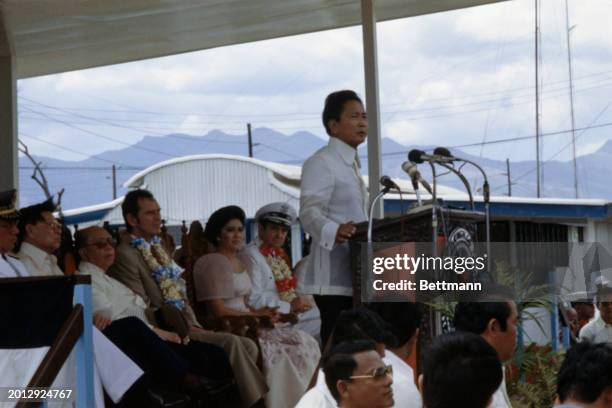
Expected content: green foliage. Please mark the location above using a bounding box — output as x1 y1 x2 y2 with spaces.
506 344 565 408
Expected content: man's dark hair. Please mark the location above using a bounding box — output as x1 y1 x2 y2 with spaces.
322 90 363 136
203 205 246 246
557 341 612 403
422 331 502 408
329 307 396 350
17 198 57 247
454 283 514 334
322 340 377 403
368 301 422 347
121 189 155 232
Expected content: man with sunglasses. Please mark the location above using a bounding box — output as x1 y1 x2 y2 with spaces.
75 225 239 407
323 340 394 408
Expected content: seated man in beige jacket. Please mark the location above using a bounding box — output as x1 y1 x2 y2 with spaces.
108 189 267 408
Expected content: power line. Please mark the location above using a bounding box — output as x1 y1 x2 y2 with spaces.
18 132 138 167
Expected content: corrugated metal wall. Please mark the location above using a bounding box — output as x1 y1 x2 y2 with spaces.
103 157 299 225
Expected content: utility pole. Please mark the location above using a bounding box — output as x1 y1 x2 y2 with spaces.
112 165 117 199
535 0 542 198
506 158 512 197
565 0 579 198
247 123 253 158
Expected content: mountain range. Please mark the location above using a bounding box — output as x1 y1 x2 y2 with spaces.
18 128 612 210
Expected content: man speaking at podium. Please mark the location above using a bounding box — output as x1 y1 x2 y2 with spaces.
300 90 369 346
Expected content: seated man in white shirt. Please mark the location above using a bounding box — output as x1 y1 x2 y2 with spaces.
323 340 394 408
239 202 321 339
453 285 518 408
579 286 612 344
419 332 502 408
368 302 422 407
74 226 239 406
555 341 612 408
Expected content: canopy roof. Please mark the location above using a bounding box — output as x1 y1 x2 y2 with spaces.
3 0 507 79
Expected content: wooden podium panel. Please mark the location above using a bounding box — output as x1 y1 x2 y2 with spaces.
349 205 484 305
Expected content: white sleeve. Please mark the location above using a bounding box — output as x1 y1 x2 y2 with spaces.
578 323 595 342
300 155 339 250
242 252 280 309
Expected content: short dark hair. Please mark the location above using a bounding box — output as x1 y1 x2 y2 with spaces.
204 205 246 246
557 341 612 403
322 90 363 136
121 189 155 232
422 332 502 408
454 284 514 334
323 340 377 403
17 198 57 246
368 301 422 347
330 307 397 349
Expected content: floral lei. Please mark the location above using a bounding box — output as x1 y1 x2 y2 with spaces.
131 235 186 309
260 246 297 303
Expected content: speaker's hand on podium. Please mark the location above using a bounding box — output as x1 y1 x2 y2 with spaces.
336 222 357 244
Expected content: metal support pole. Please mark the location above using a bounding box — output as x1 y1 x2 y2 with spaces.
565 0 579 199
360 0 383 219
73 282 95 408
247 123 253 158
0 16 18 192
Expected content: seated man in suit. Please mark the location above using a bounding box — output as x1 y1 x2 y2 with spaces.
109 189 267 408
75 225 238 406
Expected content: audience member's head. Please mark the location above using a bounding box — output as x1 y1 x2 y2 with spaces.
557 341 612 407
329 307 396 356
255 202 296 249
0 189 20 254
203 205 245 248
323 340 394 408
596 286 612 326
75 226 117 271
322 90 367 148
17 198 61 254
573 301 595 328
561 305 580 335
453 284 518 362
121 189 161 238
419 331 502 408
368 301 422 355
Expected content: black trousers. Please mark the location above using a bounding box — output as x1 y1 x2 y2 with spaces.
313 295 353 348
102 317 189 388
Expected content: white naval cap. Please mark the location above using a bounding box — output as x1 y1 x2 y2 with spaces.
255 202 297 227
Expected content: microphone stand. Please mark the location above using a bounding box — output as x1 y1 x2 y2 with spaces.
428 162 438 260
368 187 390 243
460 159 491 273
436 162 475 211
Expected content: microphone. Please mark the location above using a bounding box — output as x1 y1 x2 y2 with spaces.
408 149 454 164
379 175 399 192
401 161 433 194
433 147 460 162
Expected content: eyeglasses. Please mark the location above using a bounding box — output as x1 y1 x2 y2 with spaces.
349 365 393 380
40 220 62 230
84 238 117 249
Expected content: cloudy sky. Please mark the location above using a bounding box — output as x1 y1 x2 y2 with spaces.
17 0 612 169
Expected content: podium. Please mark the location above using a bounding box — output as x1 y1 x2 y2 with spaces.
349 204 485 305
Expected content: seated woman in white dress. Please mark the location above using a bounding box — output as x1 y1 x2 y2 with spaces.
193 205 321 408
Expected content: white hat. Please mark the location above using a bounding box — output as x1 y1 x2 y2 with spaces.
255 202 297 227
